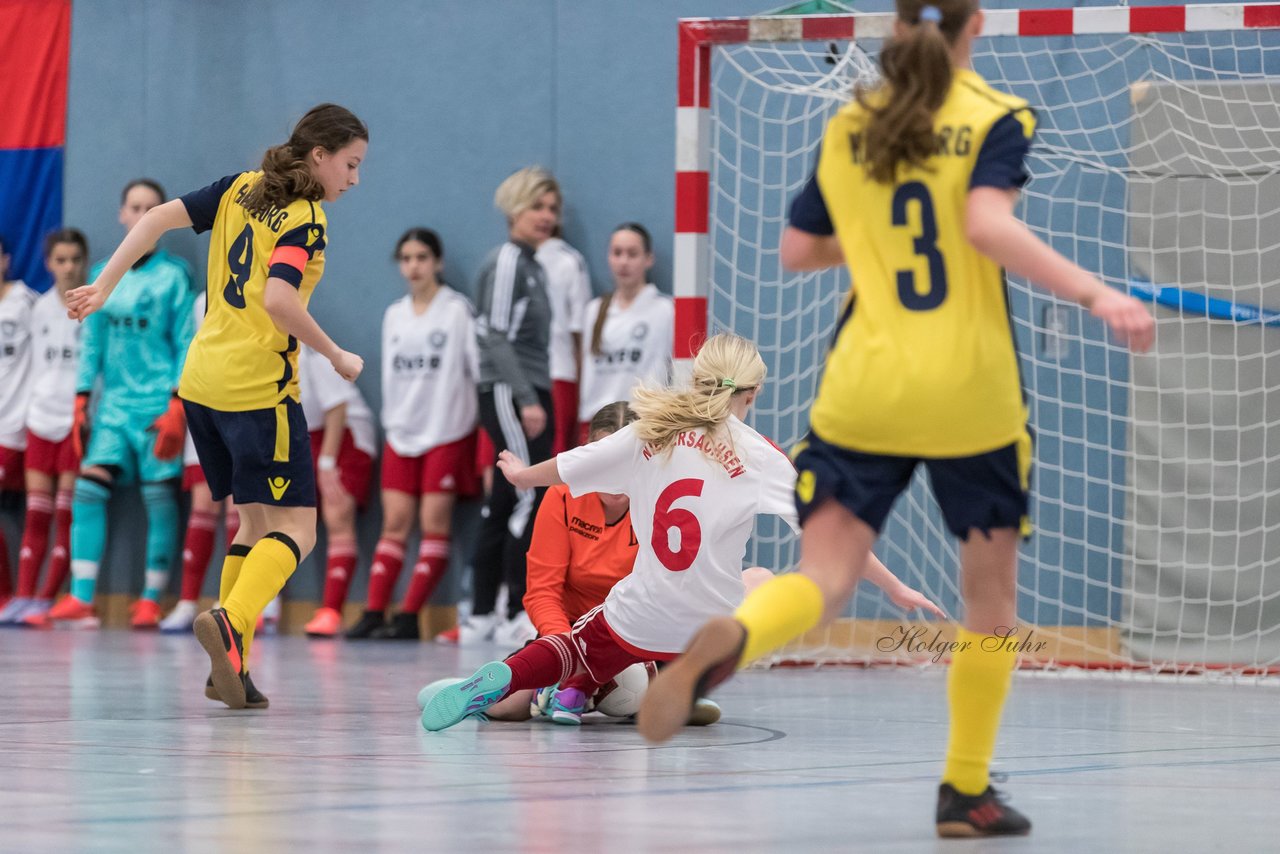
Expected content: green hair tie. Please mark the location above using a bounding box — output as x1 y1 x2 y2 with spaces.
720 378 737 389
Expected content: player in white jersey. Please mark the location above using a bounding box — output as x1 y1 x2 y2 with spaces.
159 291 242 633
536 226 592 456
297 341 376 636
578 223 673 440
345 228 481 640
420 334 943 731
0 231 85 625
0 233 36 610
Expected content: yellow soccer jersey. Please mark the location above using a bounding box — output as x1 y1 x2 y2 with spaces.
177 171 327 411
790 69 1036 457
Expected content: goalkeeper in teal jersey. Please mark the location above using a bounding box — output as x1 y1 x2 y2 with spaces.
47 180 196 629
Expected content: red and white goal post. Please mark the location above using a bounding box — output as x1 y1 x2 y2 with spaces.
673 4 1280 676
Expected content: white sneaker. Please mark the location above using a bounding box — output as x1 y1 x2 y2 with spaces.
0 597 35 625
493 611 537 647
20 599 52 624
457 612 501 646
159 599 199 633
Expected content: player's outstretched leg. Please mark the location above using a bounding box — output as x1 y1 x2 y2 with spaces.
420 662 512 731
636 617 745 743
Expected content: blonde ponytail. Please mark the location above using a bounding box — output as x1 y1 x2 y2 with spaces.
631 333 766 454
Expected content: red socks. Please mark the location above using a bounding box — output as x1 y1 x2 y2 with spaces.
16 492 53 597
322 536 358 611
365 538 405 612
400 535 450 613
180 509 218 601
505 635 577 692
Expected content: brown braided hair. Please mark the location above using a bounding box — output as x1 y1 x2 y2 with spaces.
240 104 368 216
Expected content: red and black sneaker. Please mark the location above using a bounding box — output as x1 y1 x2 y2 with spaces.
193 608 247 709
636 616 746 744
205 672 269 710
936 783 1032 838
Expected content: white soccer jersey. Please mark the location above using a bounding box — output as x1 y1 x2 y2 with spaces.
299 344 377 456
0 281 37 450
381 288 479 457
26 288 82 442
536 237 593 383
577 284 674 422
557 417 799 654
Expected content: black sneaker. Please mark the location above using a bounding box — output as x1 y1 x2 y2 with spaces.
636 617 745 744
193 608 246 709
205 671 270 709
371 612 420 640
345 609 386 639
935 783 1032 837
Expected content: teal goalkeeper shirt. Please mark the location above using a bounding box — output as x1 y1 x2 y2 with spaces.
79 251 196 429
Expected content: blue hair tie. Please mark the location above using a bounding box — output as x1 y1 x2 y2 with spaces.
920 5 943 23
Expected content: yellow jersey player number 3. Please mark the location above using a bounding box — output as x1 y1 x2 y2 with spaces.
640 0 1154 842
65 103 368 713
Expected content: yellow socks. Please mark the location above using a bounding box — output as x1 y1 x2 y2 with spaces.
218 544 251 605
733 572 825 666
223 534 300 660
942 628 1019 795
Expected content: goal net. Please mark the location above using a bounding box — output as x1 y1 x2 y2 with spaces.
675 5 1280 675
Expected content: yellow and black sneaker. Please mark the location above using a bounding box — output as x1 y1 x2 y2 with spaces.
193 608 246 709
935 783 1032 838
205 672 270 710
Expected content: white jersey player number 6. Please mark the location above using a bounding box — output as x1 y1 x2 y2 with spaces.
653 478 705 572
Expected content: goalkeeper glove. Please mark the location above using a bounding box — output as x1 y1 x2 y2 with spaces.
151 395 186 461
72 392 90 460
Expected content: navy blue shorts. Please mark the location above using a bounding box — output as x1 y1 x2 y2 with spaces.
182 397 317 507
792 429 1032 540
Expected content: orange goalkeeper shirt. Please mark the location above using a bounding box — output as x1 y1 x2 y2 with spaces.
523 484 638 636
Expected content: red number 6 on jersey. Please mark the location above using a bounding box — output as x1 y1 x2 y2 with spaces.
652 478 704 572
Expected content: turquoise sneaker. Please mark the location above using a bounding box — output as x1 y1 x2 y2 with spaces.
549 686 589 726
420 662 512 731
529 683 558 718
417 678 465 710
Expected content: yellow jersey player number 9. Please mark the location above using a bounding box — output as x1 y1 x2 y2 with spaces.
65 103 368 712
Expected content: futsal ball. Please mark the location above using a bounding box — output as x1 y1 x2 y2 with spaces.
591 662 657 717
417 677 464 710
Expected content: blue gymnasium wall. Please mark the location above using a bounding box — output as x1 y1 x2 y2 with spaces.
48 0 1238 610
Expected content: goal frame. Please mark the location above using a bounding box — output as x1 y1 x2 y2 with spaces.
672 3 1280 673
672 2 1280 373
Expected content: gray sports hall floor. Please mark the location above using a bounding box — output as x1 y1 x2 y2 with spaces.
2 631 1275 853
